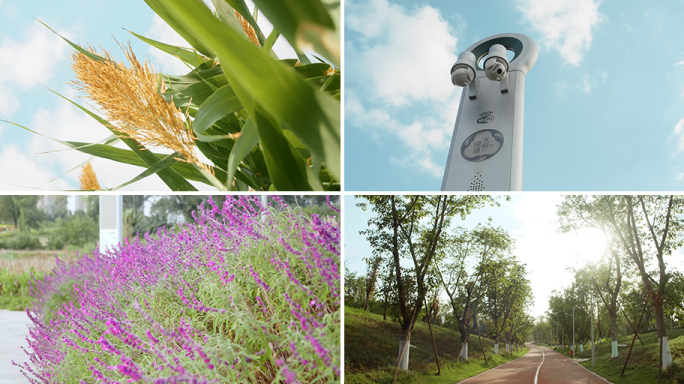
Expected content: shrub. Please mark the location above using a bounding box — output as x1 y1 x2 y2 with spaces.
0 234 43 250
16 196 340 383
0 268 44 311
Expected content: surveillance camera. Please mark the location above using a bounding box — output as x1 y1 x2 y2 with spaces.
451 51 477 87
484 44 509 82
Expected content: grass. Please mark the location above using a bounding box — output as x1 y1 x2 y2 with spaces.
0 249 86 311
345 306 530 384
548 328 684 383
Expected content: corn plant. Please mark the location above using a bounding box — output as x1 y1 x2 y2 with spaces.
15 195 341 383
7 0 340 191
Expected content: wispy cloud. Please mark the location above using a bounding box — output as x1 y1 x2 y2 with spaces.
0 22 69 117
517 0 605 66
674 118 684 154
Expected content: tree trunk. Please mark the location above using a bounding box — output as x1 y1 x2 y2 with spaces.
397 328 411 371
654 298 672 372
610 310 618 358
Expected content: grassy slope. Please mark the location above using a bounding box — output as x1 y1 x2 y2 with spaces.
345 306 530 384
552 328 684 383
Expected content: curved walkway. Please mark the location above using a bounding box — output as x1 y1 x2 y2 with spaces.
457 344 611 384
0 310 31 384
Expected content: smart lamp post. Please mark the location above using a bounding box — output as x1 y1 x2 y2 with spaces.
442 33 537 191
99 195 123 253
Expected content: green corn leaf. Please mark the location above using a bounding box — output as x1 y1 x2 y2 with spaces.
253 106 312 191
152 0 340 183
109 153 182 191
193 85 241 135
35 19 106 62
63 142 211 185
144 0 216 58
251 0 339 67
226 117 258 190
221 0 267 46
127 29 203 66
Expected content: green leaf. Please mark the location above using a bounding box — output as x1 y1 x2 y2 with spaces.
226 117 258 190
127 29 203 66
193 85 241 135
221 0 267 46
144 0 216 58
253 106 312 191
35 18 106 62
63 142 210 185
110 153 182 191
153 0 340 183
211 0 251 42
251 0 339 67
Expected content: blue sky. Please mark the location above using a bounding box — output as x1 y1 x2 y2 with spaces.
0 0 295 191
344 0 684 191
344 194 684 318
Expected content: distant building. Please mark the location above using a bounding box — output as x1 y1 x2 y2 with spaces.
74 196 86 213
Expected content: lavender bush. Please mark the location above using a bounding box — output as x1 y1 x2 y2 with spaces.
15 196 340 383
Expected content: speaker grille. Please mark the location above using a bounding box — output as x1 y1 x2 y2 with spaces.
467 172 485 191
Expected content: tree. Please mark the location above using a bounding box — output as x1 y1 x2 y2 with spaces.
358 195 495 373
0 196 20 228
558 196 625 358
600 196 683 380
435 224 514 360
363 255 383 311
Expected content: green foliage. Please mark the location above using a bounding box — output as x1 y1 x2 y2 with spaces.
0 268 44 311
0 196 44 232
0 234 43 250
43 213 98 250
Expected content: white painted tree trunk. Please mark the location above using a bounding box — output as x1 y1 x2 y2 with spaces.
398 338 410 371
461 342 468 360
494 343 499 354
611 341 618 358
662 336 673 369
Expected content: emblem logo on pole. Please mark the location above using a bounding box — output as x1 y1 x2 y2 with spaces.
476 111 494 124
461 129 504 162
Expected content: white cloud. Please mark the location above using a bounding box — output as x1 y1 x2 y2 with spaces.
346 0 458 106
0 22 69 117
345 0 461 177
517 0 604 66
0 144 72 190
678 173 684 181
674 118 684 154
676 60 684 67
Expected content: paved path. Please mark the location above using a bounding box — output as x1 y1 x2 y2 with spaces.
458 344 611 384
0 310 31 384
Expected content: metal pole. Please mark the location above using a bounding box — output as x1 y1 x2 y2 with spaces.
573 308 575 358
591 304 595 366
99 195 123 253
